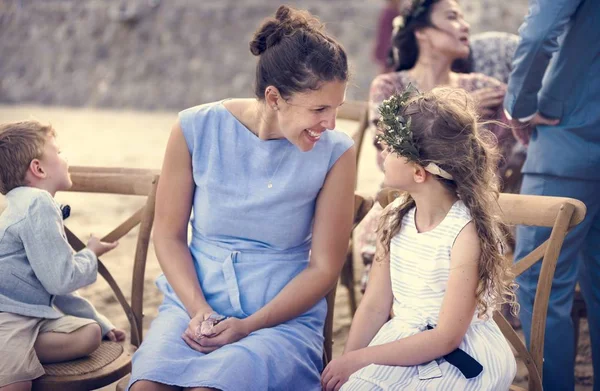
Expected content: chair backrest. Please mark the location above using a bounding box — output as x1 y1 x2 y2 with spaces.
62 166 159 347
323 193 374 365
336 100 370 168
493 193 585 390
376 188 586 391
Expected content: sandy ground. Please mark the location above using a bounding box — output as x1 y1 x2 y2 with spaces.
0 105 593 389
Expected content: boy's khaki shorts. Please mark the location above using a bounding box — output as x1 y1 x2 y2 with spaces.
0 312 96 387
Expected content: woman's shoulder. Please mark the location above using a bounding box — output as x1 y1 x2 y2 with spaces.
370 71 411 93
457 72 504 91
177 101 232 152
323 129 353 146
369 72 413 112
470 31 520 55
317 130 354 170
179 100 228 123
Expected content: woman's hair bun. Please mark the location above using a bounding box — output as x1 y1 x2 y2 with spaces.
249 5 321 56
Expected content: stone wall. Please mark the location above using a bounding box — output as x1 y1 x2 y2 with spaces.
0 0 528 110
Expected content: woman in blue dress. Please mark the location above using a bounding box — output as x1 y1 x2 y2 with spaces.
128 5 356 391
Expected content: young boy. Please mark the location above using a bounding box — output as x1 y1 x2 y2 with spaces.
0 121 124 391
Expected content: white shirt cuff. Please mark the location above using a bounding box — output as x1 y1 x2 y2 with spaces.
504 109 535 123
517 112 536 123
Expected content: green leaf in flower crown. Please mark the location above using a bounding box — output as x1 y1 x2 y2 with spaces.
375 85 421 163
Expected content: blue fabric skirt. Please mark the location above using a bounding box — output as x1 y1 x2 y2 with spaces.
128 239 326 390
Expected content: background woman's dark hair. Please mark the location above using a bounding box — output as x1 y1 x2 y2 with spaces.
388 0 472 73
249 5 348 100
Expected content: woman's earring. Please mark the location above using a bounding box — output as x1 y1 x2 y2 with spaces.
273 106 278 111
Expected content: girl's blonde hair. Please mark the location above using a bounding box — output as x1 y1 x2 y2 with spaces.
376 87 517 317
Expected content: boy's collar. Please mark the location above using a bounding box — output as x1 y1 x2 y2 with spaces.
6 186 60 208
6 186 70 219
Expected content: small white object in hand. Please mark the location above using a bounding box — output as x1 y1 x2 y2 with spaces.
195 313 227 339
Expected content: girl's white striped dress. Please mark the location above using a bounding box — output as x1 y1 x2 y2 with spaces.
342 200 516 390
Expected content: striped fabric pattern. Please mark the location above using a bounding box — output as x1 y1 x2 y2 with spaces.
342 200 516 390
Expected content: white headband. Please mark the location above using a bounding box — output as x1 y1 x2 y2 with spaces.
424 163 454 180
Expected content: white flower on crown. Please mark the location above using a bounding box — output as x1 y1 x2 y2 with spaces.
392 15 405 30
392 15 405 38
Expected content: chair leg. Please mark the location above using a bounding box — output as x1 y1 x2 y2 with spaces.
347 275 357 317
572 310 580 359
340 251 357 316
571 286 586 359
324 288 337 366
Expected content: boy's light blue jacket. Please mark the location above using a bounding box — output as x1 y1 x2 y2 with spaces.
0 186 113 335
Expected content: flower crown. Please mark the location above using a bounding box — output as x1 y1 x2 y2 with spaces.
376 85 454 181
392 0 433 36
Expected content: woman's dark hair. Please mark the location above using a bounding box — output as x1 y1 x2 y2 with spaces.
249 5 348 100
389 0 473 73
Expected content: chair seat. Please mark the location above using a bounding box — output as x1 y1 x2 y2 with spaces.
33 342 136 391
43 341 123 376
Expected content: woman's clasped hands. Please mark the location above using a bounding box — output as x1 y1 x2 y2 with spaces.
182 310 251 353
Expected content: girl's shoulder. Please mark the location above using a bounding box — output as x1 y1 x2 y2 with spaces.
450 200 473 223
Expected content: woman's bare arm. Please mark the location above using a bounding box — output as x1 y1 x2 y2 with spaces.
154 122 212 318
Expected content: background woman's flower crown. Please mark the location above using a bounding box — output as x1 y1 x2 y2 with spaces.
392 0 433 36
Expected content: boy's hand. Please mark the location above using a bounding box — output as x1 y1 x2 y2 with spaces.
105 328 126 342
86 235 119 257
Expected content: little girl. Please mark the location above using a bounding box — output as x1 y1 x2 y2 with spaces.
322 87 517 390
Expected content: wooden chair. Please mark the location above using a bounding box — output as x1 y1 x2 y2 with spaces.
336 100 371 316
337 100 370 167
377 188 586 391
33 166 159 391
500 146 587 359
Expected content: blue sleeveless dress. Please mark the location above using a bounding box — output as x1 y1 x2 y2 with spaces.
128 101 353 390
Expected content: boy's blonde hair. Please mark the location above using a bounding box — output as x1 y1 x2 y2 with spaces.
0 121 56 195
